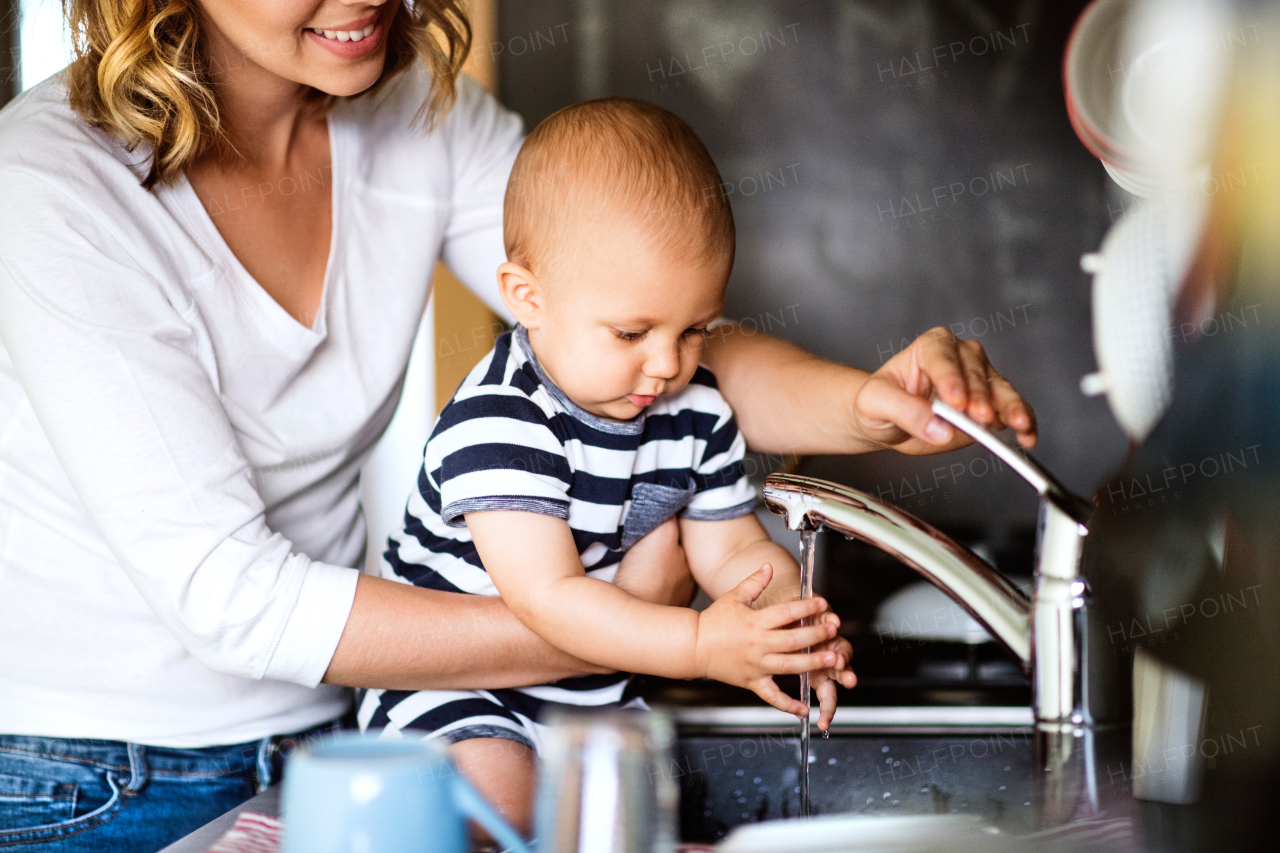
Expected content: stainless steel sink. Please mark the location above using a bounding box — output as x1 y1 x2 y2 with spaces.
655 699 1137 847
661 704 1045 843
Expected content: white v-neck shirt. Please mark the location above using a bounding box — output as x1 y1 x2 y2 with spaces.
0 65 521 746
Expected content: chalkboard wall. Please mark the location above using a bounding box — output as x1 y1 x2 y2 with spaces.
497 0 1128 528
0 0 17 109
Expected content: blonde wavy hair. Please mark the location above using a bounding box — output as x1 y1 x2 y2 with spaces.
63 0 471 188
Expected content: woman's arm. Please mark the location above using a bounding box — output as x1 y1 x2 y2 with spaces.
702 324 1037 455
324 514 695 689
324 576 607 689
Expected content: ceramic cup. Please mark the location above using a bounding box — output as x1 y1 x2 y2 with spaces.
281 733 529 853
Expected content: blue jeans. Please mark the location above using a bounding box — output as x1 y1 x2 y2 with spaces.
0 720 343 852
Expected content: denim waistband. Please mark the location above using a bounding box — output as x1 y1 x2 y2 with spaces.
0 718 344 793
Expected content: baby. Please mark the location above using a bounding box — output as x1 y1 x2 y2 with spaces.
359 98 855 833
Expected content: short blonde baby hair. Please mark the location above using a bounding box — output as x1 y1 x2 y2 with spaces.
503 98 735 278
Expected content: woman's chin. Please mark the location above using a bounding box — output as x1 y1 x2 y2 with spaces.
309 69 386 98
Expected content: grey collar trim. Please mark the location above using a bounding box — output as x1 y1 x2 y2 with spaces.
513 325 646 436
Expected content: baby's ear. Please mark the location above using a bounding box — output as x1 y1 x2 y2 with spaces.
496 261 543 328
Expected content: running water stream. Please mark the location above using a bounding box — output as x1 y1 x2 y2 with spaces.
797 528 817 816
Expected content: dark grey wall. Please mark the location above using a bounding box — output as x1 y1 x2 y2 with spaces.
0 0 17 109
497 0 1129 528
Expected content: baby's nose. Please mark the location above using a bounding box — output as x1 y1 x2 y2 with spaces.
644 342 682 378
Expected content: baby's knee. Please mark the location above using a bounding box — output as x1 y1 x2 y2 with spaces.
449 737 537 837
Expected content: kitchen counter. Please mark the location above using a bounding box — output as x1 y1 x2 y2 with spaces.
158 715 1279 852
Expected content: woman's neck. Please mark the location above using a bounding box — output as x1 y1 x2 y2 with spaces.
201 14 327 170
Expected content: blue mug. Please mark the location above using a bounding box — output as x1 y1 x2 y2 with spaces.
281 733 530 853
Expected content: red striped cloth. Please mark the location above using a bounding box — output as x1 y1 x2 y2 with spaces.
207 812 282 853
203 816 729 852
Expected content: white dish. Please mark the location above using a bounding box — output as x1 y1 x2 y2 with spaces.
717 813 1008 853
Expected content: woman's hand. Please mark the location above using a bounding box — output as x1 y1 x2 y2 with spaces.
703 325 1037 456
852 327 1037 454
612 517 695 607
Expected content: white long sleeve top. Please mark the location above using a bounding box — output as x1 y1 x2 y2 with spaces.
0 66 520 747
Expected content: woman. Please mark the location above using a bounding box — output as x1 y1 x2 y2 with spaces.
0 0 1035 849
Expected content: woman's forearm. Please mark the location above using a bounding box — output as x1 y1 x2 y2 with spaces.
704 324 1038 456
702 328 876 455
322 574 610 690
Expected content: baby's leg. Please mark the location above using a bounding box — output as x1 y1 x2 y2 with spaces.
450 737 537 840
358 688 539 840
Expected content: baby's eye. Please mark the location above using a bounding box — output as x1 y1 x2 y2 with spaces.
683 327 712 338
612 328 647 342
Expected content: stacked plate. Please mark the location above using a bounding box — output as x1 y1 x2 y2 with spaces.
1064 0 1229 196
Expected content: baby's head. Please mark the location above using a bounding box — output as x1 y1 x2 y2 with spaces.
498 98 734 421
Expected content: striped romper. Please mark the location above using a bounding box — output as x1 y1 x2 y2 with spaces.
356 325 756 751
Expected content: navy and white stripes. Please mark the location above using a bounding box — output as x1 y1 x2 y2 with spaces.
384 324 755 599
359 325 754 741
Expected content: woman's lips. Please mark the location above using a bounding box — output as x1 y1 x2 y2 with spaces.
305 17 383 59
627 394 657 408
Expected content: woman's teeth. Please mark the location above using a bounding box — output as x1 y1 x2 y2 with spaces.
312 24 376 42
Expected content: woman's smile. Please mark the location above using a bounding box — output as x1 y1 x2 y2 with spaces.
305 12 383 58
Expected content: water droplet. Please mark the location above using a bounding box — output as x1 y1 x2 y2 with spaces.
1024 802 1031 806
866 797 874 805
733 790 742 797
983 827 1000 835
822 730 830 740
881 746 890 753
892 800 900 806
885 758 893 764
921 787 929 793
738 797 747 805
999 785 1006 791
893 761 900 767
741 812 749 819
735 769 745 777
827 757 837 765
1004 766 1011 771
883 792 891 799
753 777 762 784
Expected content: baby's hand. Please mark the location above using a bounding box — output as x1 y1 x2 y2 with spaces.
808 614 856 731
694 564 841 717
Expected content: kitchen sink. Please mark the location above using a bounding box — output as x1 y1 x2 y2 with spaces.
660 703 1040 844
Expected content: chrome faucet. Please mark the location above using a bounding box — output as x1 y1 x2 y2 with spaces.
763 400 1094 734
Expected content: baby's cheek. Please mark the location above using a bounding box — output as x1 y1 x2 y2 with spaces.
681 341 706 376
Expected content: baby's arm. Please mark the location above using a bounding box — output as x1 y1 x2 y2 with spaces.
679 513 801 606
465 510 839 715
681 513 858 728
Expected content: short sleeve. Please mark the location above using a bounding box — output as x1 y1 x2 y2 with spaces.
681 369 757 521
430 389 573 526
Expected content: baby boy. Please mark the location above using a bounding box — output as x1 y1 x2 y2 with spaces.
358 98 855 833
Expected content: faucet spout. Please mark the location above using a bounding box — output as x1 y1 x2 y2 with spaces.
762 475 1032 670
765 460 1093 732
